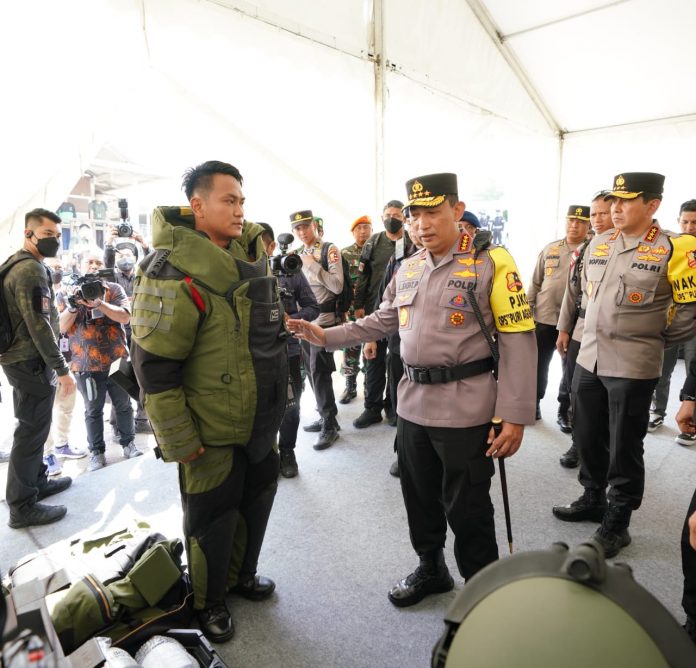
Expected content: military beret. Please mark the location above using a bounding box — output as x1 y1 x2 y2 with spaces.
351 215 372 231
460 211 480 229
290 210 313 228
404 173 458 209
566 205 590 221
607 172 665 200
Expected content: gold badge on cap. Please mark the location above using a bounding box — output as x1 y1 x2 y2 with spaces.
295 213 302 221
575 207 583 216
411 181 423 194
615 175 625 188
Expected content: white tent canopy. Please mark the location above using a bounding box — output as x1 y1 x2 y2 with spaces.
2 0 695 274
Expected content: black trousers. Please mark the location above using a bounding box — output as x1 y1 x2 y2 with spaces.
563 338 581 399
3 359 56 511
302 341 338 421
387 347 403 417
683 487 696 619
364 338 389 411
397 418 498 580
180 447 279 609
535 322 569 408
572 364 657 510
278 354 302 451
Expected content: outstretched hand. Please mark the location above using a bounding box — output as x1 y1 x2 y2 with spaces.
287 318 327 347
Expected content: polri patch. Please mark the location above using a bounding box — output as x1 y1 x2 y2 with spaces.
506 272 523 293
449 311 465 327
449 294 467 307
328 247 339 264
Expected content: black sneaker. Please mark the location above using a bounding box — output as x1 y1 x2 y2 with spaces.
388 565 454 607
8 502 67 529
647 414 664 432
232 575 275 601
280 450 298 478
556 410 572 434
591 525 631 558
303 418 323 433
36 476 72 501
353 409 383 429
314 421 339 450
552 489 606 522
198 603 235 643
559 445 579 468
389 459 400 477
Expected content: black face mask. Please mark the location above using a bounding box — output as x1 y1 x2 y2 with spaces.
33 235 60 258
117 259 135 272
51 271 63 285
384 217 403 234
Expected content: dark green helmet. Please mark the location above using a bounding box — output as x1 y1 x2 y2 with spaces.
433 543 696 668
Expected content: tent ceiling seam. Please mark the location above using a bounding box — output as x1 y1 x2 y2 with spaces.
566 111 696 135
464 0 563 137
201 0 368 63
501 0 632 40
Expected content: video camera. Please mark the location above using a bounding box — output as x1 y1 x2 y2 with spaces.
269 232 302 277
67 269 115 307
117 198 133 237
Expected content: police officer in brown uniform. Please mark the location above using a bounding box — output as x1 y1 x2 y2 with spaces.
556 194 615 468
528 205 590 428
293 210 344 449
553 172 696 558
289 173 537 606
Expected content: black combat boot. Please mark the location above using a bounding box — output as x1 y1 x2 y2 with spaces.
36 476 73 501
353 408 383 429
8 502 67 529
198 602 235 643
279 449 298 478
557 405 572 434
314 417 339 450
388 549 454 607
552 488 606 522
232 575 276 601
591 505 632 558
338 376 357 404
303 417 324 432
559 444 579 468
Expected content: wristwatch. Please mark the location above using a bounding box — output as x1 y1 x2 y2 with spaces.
679 390 696 402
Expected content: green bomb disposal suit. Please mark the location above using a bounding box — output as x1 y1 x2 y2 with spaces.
130 206 288 610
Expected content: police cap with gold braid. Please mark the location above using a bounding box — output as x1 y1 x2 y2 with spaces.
566 205 590 221
606 172 665 200
404 173 458 209
290 210 313 228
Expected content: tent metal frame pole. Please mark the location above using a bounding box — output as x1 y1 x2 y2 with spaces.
371 0 385 211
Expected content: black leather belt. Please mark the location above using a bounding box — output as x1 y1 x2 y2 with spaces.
403 357 495 384
319 299 336 313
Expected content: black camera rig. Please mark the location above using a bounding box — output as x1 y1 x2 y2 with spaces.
67 269 115 307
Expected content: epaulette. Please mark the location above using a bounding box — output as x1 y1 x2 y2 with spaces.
141 249 185 280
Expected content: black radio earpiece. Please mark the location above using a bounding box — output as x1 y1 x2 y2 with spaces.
25 230 33 238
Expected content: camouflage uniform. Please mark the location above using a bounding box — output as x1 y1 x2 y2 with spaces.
340 242 363 379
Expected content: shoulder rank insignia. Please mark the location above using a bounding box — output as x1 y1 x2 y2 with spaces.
644 225 659 243
610 230 620 241
457 234 471 253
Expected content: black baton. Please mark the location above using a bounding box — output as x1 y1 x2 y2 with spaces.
492 416 513 554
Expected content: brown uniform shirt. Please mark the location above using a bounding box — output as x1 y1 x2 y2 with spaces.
577 223 696 379
528 238 581 327
558 240 590 343
324 233 537 427
299 241 344 327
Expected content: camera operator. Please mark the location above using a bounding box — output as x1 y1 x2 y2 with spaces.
258 224 319 478
104 225 150 267
59 250 141 471
102 238 152 434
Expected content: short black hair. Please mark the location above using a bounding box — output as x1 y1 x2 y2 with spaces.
680 199 696 215
182 160 244 200
639 192 663 203
383 200 404 211
257 222 274 243
445 195 459 207
25 208 61 229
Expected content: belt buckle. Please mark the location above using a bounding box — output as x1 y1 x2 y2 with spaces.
414 367 429 383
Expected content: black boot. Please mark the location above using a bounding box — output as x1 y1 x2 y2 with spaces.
684 616 696 644
353 408 383 429
8 502 67 529
232 575 276 601
198 603 235 643
388 549 454 608
389 459 400 477
303 417 323 432
552 488 606 522
535 402 542 420
279 449 298 478
338 376 357 404
557 406 572 434
591 505 632 558
36 476 73 501
314 417 339 450
559 445 579 468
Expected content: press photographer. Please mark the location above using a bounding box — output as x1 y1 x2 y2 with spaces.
258 224 318 478
59 250 141 471
104 198 150 266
